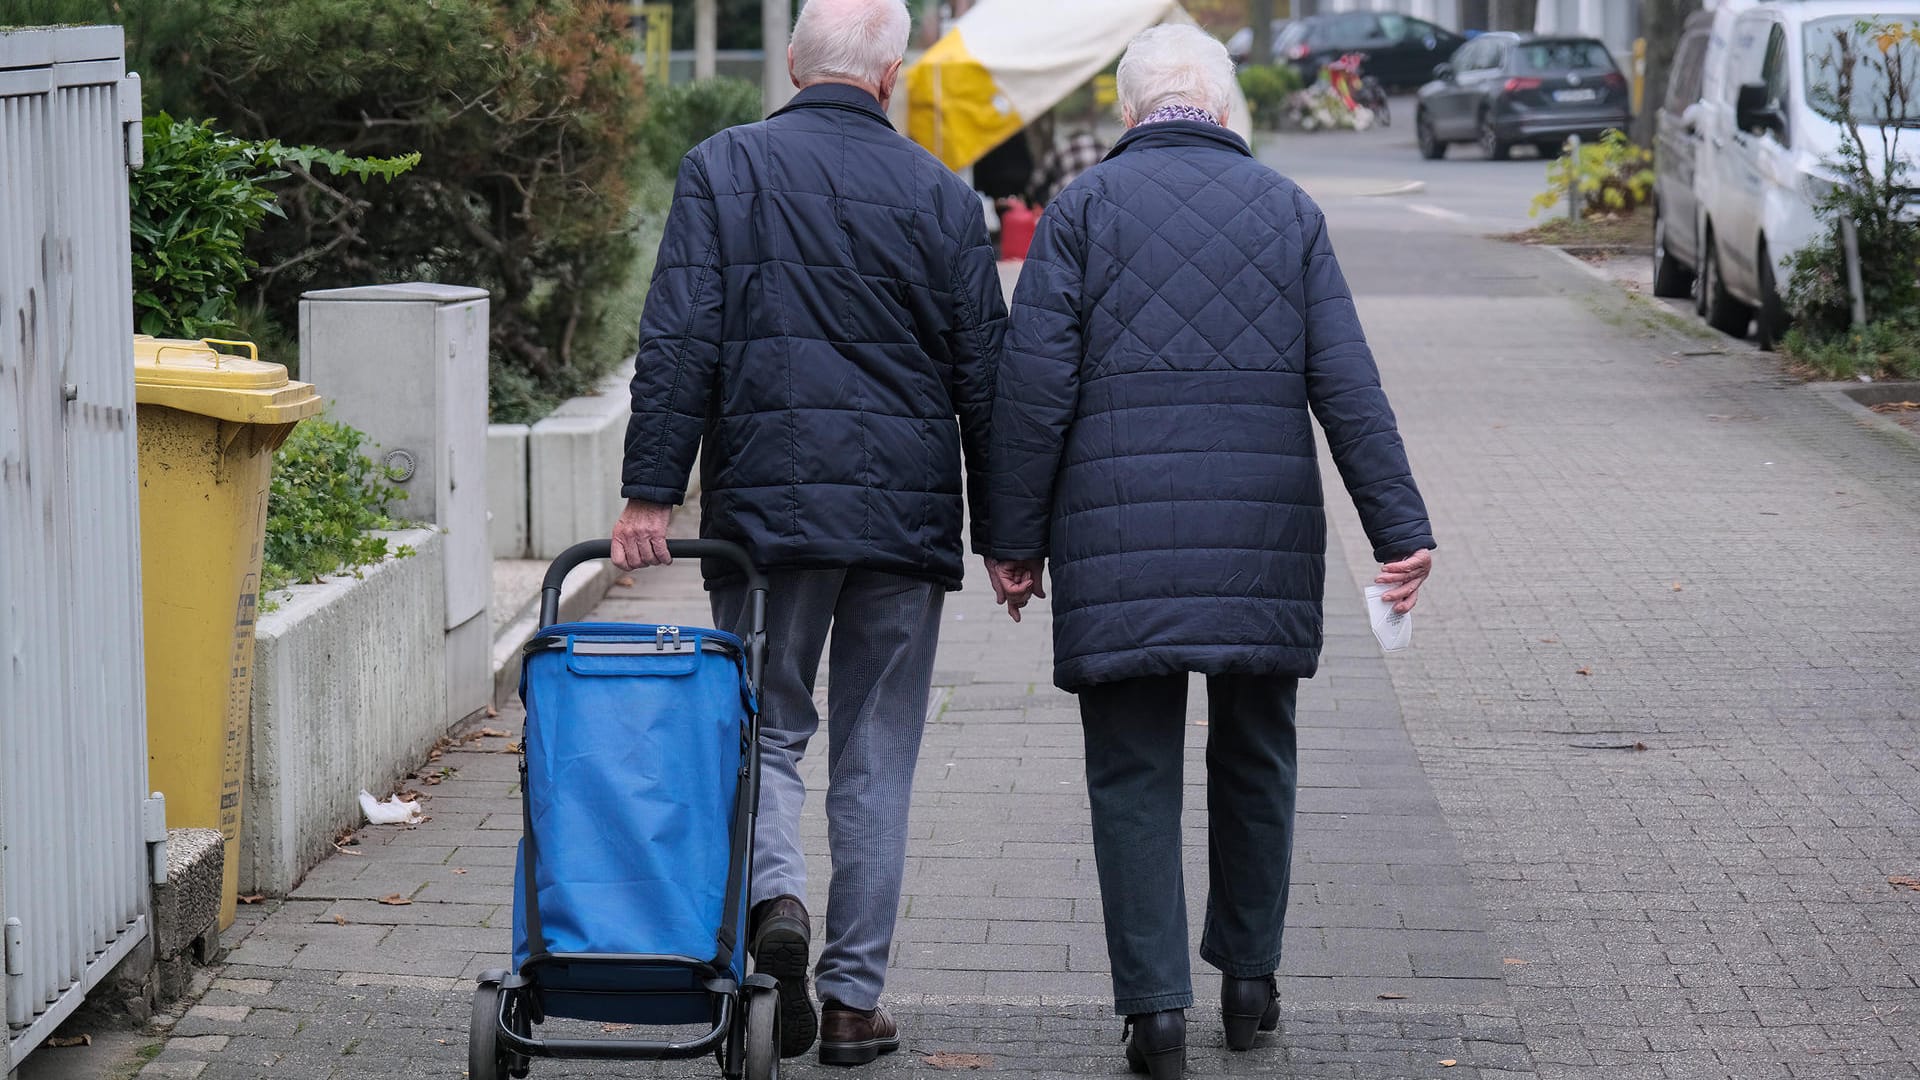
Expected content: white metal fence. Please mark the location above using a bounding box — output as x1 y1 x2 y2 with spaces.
0 26 157 1070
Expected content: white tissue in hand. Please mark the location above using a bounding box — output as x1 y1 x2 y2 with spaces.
1364 584 1412 652
359 789 423 825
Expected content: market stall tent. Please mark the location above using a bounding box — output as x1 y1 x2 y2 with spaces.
905 0 1255 172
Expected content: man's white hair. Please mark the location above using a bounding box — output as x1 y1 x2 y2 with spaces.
790 0 912 88
1115 24 1235 122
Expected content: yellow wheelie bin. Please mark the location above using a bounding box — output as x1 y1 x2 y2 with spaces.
134 336 323 929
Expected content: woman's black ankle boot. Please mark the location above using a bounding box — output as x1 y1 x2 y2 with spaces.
1220 974 1280 1051
1123 1009 1187 1080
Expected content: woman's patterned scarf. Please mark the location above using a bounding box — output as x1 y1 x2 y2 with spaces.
1138 103 1220 127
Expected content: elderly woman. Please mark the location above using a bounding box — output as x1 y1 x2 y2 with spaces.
986 25 1435 1080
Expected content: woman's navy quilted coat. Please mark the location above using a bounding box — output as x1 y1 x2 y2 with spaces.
988 121 1435 692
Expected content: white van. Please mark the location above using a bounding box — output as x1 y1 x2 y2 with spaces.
1689 0 1920 347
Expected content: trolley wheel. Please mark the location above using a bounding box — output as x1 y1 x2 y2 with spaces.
470 983 506 1080
744 987 781 1080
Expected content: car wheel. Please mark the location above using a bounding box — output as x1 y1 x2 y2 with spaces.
1417 110 1446 159
1755 239 1789 350
1651 202 1695 299
1535 140 1565 159
1478 110 1510 160
1700 232 1754 338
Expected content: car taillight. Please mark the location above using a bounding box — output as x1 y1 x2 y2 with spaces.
1602 72 1627 91
1287 44 1310 60
1503 77 1542 93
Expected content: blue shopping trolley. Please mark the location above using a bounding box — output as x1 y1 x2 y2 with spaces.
470 539 779 1080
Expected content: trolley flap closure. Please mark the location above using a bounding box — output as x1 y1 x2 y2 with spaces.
564 630 704 678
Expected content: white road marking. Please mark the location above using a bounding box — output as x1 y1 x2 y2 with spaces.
1406 202 1470 222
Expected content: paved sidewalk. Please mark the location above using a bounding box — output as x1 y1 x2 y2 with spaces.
135 134 1920 1080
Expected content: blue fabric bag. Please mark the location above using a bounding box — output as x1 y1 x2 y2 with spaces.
512 622 751 1003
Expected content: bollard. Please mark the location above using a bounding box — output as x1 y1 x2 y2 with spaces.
1567 134 1582 225
1840 216 1868 327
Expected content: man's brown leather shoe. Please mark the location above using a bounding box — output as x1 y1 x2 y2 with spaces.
818 1001 900 1066
749 895 816 1057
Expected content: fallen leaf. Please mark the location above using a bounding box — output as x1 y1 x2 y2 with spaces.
333 914 348 925
601 1023 632 1033
452 868 469 875
47 1034 90 1048
1539 637 1558 644
615 576 635 588
1671 582 1684 592
496 742 522 754
1575 666 1592 676
238 894 265 905
485 704 500 719
1502 958 1530 966
378 894 414 906
1890 875 1920 892
924 1052 994 1070
1377 992 1406 1000
1440 1060 1458 1068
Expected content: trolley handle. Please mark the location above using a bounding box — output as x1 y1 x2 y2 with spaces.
538 539 768 690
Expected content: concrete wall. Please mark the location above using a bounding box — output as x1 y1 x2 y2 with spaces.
488 423 530 558
242 528 446 896
528 374 633 560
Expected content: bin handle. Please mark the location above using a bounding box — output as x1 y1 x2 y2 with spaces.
149 343 203 365
199 339 259 366
539 539 767 690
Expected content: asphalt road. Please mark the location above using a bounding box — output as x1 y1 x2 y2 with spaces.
1268 96 1563 238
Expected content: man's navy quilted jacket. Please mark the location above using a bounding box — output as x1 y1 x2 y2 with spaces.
621 83 1005 589
988 121 1435 691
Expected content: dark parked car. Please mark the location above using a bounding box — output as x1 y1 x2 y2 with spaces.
1227 19 1293 66
1415 34 1632 160
1650 14 1714 298
1275 12 1465 91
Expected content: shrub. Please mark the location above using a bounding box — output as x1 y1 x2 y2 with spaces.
64 0 650 422
130 116 416 339
1238 64 1303 129
1785 21 1920 347
262 415 409 595
1782 317 1920 381
637 78 765 177
1530 129 1653 218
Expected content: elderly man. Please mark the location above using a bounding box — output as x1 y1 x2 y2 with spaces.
988 25 1434 1080
611 0 1006 1065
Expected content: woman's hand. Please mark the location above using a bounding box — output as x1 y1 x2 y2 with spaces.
1375 549 1432 615
985 557 1047 622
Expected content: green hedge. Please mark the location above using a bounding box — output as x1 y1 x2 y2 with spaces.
262 416 409 596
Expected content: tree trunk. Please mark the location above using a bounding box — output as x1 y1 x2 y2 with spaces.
1488 0 1538 32
764 0 791 113
1634 0 1702 145
695 0 717 80
1250 0 1275 67
922 0 942 46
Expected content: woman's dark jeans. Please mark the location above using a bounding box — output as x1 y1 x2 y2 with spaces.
1078 673 1299 1016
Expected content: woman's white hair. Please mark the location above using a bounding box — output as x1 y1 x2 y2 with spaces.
790 0 912 88
1115 24 1236 122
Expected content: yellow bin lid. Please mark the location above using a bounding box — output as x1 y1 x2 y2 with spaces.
133 336 324 424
